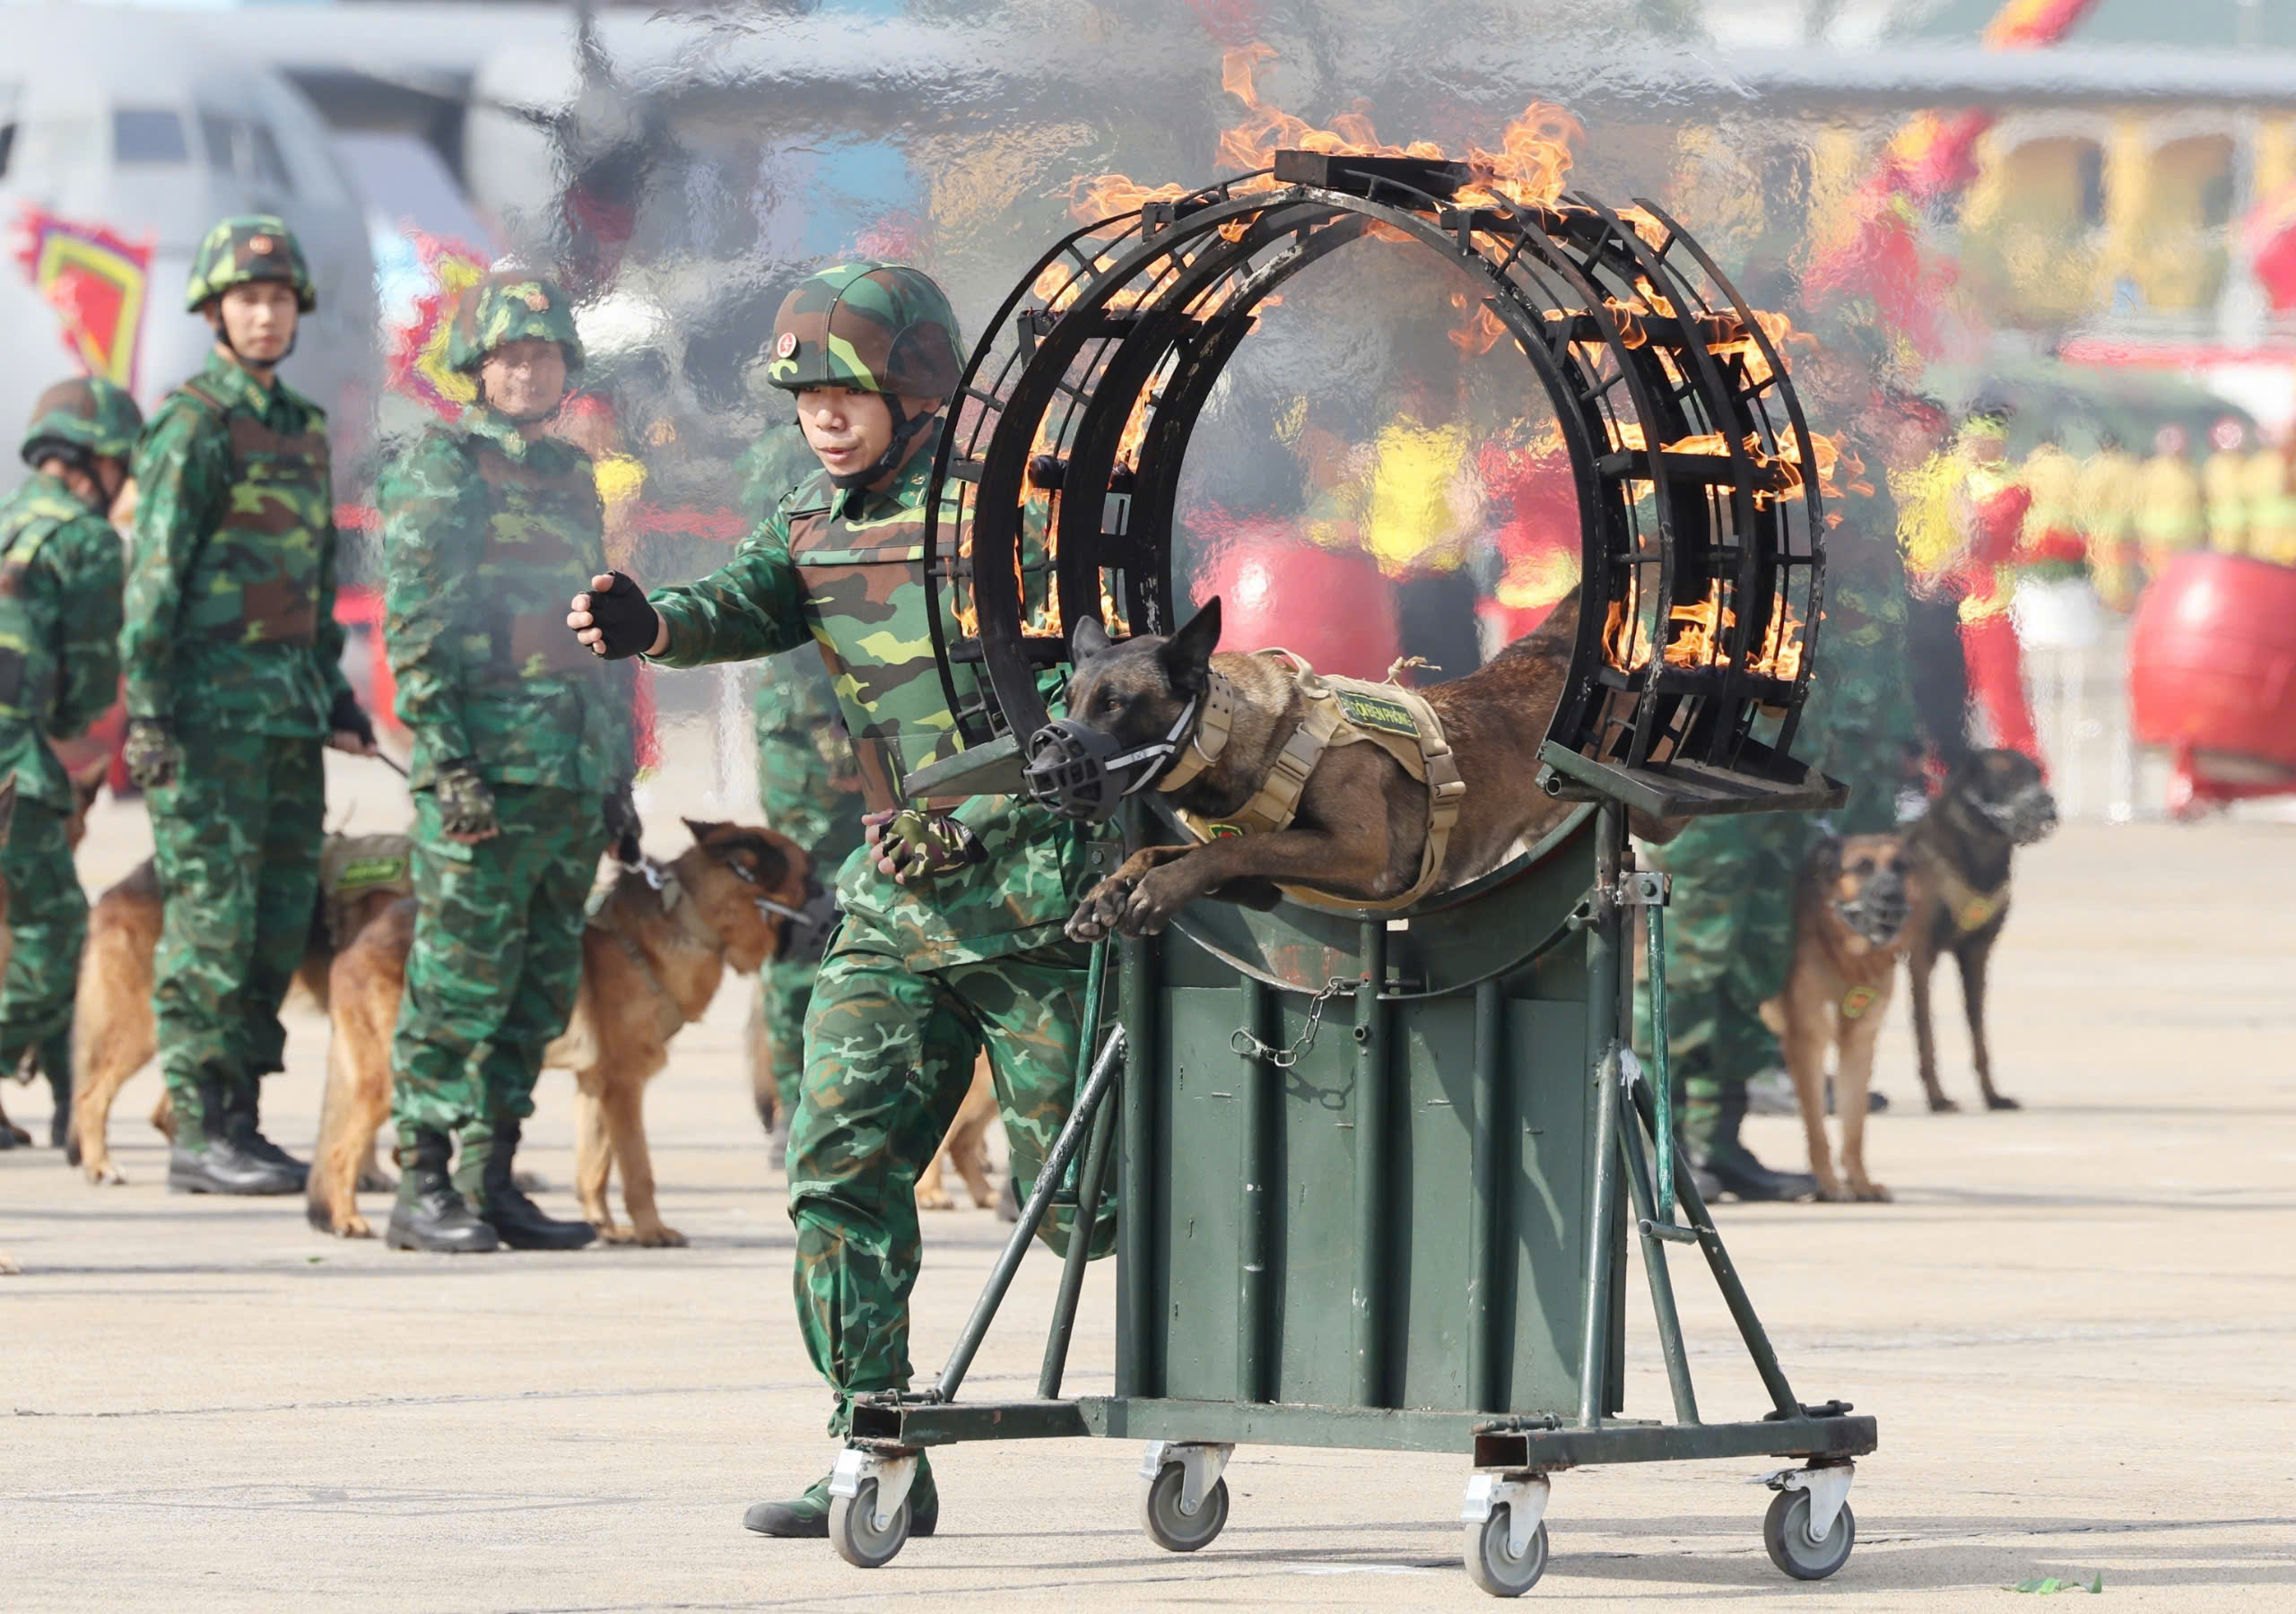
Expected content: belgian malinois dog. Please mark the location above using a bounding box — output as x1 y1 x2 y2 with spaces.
1778 832 1926 1202
1057 591 1593 938
66 832 413 1185
306 820 806 1246
1905 749 2057 1114
0 760 100 1150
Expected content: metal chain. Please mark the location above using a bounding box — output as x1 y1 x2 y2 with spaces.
1231 976 1356 1069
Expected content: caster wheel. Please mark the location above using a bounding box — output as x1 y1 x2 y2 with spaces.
1141 1460 1229 1552
829 1479 911 1568
1464 1508 1548 1597
1763 1488 1854 1581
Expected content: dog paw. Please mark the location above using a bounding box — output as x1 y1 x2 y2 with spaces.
1984 1092 2022 1112
1926 1095 1961 1115
630 1223 686 1248
1850 1180 1893 1202
1815 1182 1856 1203
596 1224 634 1245
335 1214 373 1239
83 1161 126 1186
1117 868 1192 937
1067 874 1137 943
915 1187 954 1210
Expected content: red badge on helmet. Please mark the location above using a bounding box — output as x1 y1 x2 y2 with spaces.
248 234 275 256
525 289 550 312
774 332 799 360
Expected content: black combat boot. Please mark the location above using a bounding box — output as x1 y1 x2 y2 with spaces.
219 1078 309 1188
386 1127 499 1253
744 1451 937 1538
455 1115 595 1251
1685 1082 1816 1203
169 1074 303 1195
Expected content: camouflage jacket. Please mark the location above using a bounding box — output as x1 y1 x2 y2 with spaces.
754 661 867 870
0 473 125 810
122 350 350 737
379 404 634 793
650 427 1108 968
1806 430 1916 745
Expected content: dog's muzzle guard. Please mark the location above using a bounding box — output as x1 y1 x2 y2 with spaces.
1833 873 1911 949
1023 694 1203 824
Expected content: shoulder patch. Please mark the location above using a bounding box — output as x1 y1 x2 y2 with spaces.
1335 688 1420 738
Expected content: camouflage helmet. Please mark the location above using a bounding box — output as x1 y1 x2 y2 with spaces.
21 377 144 467
185 215 316 314
763 263 962 400
444 270 586 377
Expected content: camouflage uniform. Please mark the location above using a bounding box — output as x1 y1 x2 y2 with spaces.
742 421 865 1124
125 222 352 1154
645 263 1115 1436
381 279 631 1139
0 386 133 1125
1635 426 1913 1183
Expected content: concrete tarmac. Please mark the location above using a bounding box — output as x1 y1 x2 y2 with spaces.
3 794 2292 1610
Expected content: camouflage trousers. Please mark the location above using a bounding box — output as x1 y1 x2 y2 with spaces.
790 933 1117 1435
756 956 819 1123
389 785 601 1136
150 731 324 1118
1633 812 1805 1140
0 797 85 1090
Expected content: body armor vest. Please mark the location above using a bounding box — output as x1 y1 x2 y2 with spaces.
461 433 604 689
176 376 330 646
786 492 991 815
0 489 76 725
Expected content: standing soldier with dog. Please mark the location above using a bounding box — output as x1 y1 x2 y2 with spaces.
0 379 138 1149
737 421 861 1138
377 270 636 1254
122 216 378 1196
569 262 1116 1538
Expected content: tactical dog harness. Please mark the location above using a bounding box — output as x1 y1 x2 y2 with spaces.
1160 650 1467 914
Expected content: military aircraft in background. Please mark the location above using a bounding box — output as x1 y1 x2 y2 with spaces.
7 0 2296 495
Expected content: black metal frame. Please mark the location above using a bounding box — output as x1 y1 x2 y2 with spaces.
914 150 1837 818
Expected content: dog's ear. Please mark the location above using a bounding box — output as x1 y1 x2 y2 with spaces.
683 817 731 844
718 832 792 889
1072 616 1113 661
1158 598 1222 695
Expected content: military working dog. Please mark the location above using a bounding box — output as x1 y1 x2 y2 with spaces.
67 831 413 1184
1051 591 1615 938
1905 749 2058 1114
1777 832 1926 1202
0 759 101 1149
307 820 806 1246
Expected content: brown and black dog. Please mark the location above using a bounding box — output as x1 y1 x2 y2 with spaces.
1778 832 1926 1202
67 833 413 1184
1058 592 1590 938
1905 749 2058 1114
306 820 805 1246
0 759 123 1150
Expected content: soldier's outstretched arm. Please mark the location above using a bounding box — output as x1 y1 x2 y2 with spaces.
639 516 813 669
119 404 228 722
55 516 126 739
378 435 479 760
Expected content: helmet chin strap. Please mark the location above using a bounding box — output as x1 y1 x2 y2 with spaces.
827 395 936 490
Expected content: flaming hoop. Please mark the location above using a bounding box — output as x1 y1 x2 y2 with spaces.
919 150 1838 819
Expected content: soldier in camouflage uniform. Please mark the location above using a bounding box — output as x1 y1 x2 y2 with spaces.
738 421 865 1133
570 263 1118 1538
378 271 636 1254
121 217 378 1196
1632 348 1918 1202
0 379 137 1150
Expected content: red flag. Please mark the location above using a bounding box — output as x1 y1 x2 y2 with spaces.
11 205 154 391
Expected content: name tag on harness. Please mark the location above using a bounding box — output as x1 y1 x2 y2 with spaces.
1335 689 1420 738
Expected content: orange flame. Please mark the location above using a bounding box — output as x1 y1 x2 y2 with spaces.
1603 582 1806 682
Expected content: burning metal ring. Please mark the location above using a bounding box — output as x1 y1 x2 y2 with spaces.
926 148 1833 816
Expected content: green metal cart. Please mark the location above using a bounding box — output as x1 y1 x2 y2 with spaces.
822 149 1878 1596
